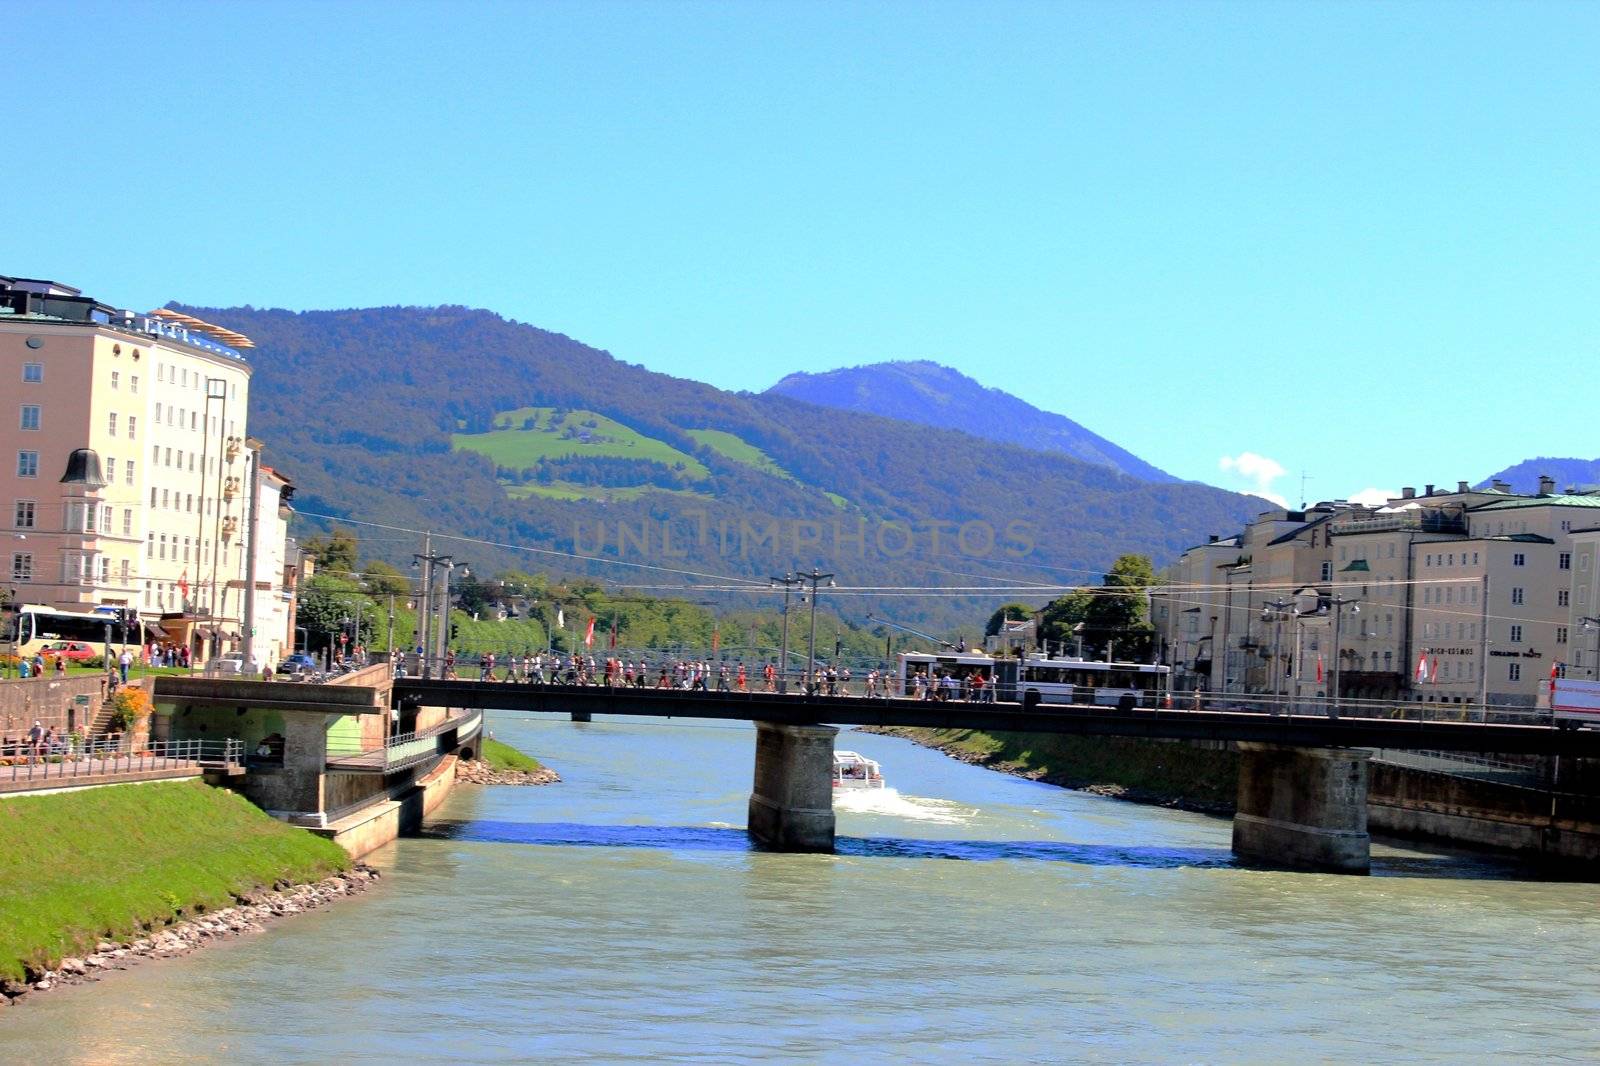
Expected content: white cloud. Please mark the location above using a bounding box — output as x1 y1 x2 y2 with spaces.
1219 451 1289 506
1347 487 1398 507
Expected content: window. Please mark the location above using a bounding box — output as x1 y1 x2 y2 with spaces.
1559 589 1570 607
13 500 35 528
127 415 137 439
1512 552 1525 567
130 375 139 394
1510 624 1523 643
154 403 162 422
1508 663 1521 682
158 534 167 560
161 489 170 509
164 447 172 467
111 370 119 390
190 412 197 431
124 460 135 485
105 457 116 483
1511 587 1525 605
119 559 130 582
150 487 158 508
122 508 132 536
1557 627 1568 645
19 405 40 431
11 552 32 581
108 412 118 436
1320 561 1332 581
22 363 42 383
16 451 38 478
146 534 154 559
1560 552 1571 570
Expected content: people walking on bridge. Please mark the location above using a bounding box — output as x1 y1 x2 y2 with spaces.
717 663 731 691
736 662 747 691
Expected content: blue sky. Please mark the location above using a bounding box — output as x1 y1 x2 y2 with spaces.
7 2 1596 505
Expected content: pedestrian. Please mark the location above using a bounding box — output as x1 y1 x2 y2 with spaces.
27 720 44 759
118 647 132 684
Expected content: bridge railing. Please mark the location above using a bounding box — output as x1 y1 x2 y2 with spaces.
0 737 243 784
326 708 482 773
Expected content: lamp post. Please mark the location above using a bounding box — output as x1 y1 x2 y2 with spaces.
1581 617 1600 681
1260 598 1297 715
1322 595 1361 719
770 572 802 693
801 568 836 695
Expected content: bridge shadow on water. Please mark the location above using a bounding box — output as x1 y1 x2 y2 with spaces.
417 820 1561 879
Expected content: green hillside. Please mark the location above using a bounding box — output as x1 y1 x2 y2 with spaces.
186 303 1265 631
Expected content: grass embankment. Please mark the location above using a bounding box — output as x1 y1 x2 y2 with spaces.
481 737 543 772
888 727 1239 813
0 781 349 981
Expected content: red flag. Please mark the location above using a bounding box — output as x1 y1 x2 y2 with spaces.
584 616 596 648
1315 654 1324 683
1415 653 1429 684
178 570 190 598
1551 660 1561 682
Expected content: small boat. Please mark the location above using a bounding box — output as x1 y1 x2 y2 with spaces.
833 750 885 790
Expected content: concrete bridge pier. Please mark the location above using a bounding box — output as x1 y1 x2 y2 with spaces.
748 721 838 852
1232 743 1371 874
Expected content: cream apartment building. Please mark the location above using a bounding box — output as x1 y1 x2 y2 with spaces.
1570 525 1600 680
2 276 257 660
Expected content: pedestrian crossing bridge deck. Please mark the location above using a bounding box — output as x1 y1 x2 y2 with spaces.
391 679 1600 757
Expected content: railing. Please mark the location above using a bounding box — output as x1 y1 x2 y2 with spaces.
0 737 244 785
1369 748 1552 789
325 708 481 773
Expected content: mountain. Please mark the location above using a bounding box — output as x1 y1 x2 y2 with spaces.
1478 457 1600 495
766 360 1174 482
180 305 1262 631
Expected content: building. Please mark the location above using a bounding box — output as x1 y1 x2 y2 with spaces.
1157 477 1600 711
0 274 281 663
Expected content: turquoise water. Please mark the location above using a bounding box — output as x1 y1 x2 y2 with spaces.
4 714 1597 1063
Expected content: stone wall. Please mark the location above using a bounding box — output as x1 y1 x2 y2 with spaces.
0 675 109 741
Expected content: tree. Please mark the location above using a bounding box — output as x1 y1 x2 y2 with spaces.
985 602 1037 637
361 560 410 600
303 528 359 577
1039 590 1093 652
297 574 374 653
1036 555 1157 661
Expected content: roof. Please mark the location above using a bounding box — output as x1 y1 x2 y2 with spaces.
1469 494 1600 512
1267 511 1337 546
147 307 255 349
1339 560 1370 572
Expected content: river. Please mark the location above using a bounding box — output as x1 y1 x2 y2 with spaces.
5 714 1598 1063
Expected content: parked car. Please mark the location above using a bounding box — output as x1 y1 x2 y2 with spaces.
277 653 319 675
208 653 249 676
44 640 97 662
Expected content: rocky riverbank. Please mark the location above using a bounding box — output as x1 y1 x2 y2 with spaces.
455 759 561 787
862 726 1238 815
0 866 381 1010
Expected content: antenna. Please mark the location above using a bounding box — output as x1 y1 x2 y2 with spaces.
1300 470 1312 509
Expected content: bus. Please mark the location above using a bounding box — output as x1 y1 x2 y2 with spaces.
897 651 1170 707
1014 655 1170 708
1 604 146 663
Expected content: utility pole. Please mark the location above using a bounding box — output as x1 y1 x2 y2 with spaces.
770 573 801 694
801 568 836 695
387 593 395 658
414 533 433 676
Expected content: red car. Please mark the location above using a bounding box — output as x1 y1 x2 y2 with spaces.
44 640 97 662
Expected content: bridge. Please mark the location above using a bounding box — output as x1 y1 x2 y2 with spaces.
395 679 1600 874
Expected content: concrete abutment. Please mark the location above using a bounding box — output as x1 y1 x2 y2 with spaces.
748 721 837 852
1232 742 1371 874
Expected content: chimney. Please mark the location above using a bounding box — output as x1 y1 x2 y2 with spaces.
1424 484 1435 496
1493 479 1511 493
1538 475 1556 496
1402 487 1415 499
1457 481 1469 493
1208 535 1219 543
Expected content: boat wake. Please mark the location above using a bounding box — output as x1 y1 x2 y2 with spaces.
833 787 977 825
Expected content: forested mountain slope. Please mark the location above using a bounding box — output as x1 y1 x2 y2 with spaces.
182 304 1262 630
769 360 1174 482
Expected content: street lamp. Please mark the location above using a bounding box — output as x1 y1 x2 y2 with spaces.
770 572 802 693
1260 598 1298 715
1317 595 1361 719
1580 617 1600 681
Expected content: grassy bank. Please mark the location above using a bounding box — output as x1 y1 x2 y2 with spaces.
481 737 543 772
880 727 1239 813
0 781 349 981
